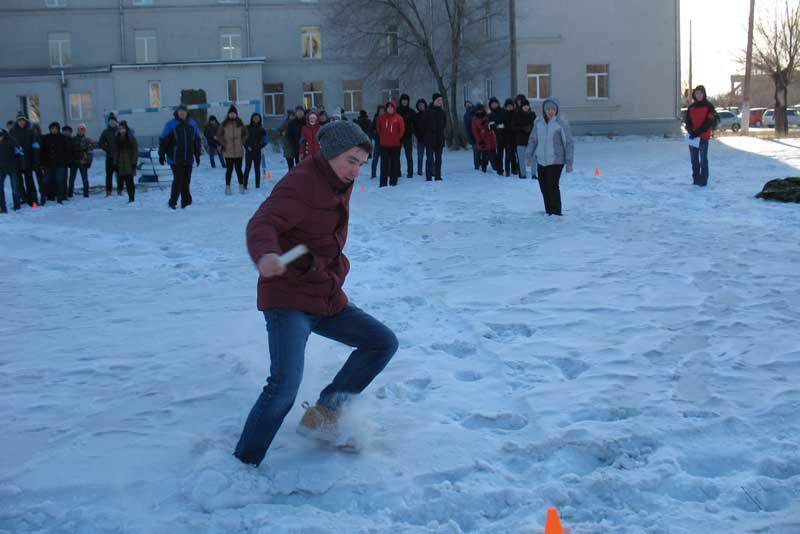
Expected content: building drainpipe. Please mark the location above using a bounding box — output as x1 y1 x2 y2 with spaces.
119 0 126 63
245 0 252 57
675 0 681 123
60 69 69 126
509 0 517 97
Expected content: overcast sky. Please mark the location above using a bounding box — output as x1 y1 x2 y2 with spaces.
680 0 754 97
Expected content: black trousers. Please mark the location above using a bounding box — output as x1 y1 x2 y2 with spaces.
119 174 136 201
425 144 443 181
20 169 37 205
225 157 244 186
169 163 193 208
478 150 492 172
286 157 295 171
68 165 90 197
401 137 414 177
244 151 262 188
105 157 117 194
537 164 564 215
503 139 518 175
379 146 401 187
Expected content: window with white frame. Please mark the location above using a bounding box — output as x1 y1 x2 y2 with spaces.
301 27 321 59
45 0 66 7
220 28 242 60
586 64 609 99
380 79 400 103
69 93 92 120
526 64 550 100
386 26 399 57
264 83 285 116
135 30 158 63
342 80 362 113
303 81 323 110
227 79 238 102
48 32 72 67
484 78 493 102
18 96 41 123
148 81 161 107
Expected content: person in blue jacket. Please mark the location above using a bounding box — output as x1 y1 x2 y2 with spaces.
159 104 202 209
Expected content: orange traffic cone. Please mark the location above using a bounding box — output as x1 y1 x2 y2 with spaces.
359 185 366 192
545 506 564 534
32 201 38 209
266 171 272 180
594 167 601 177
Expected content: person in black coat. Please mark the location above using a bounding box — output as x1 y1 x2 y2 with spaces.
244 113 267 189
370 105 385 178
10 113 38 206
510 98 536 179
498 98 518 176
0 128 23 212
98 113 120 196
424 93 447 181
487 97 504 174
40 122 70 204
397 94 416 178
413 99 427 176
204 116 225 169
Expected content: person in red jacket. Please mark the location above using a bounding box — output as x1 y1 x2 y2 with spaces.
234 120 398 466
376 100 405 187
471 104 496 173
684 85 717 186
299 111 322 160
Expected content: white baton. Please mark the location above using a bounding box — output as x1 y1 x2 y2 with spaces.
277 244 309 267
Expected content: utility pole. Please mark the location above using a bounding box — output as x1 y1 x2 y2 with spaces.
688 19 692 102
741 0 756 134
509 0 517 96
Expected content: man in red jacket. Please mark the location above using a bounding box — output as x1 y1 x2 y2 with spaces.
376 99 405 187
234 120 398 466
684 85 717 186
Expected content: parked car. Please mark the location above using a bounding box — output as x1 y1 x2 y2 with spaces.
717 110 741 132
742 107 768 127
762 108 800 128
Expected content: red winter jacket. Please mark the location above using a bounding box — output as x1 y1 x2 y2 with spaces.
376 101 405 147
246 154 353 316
472 114 496 151
686 86 716 140
300 112 322 159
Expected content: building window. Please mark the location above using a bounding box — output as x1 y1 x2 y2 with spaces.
526 64 550 100
484 78 493 102
48 32 72 67
301 27 321 59
303 81 323 110
69 93 92 120
227 79 238 102
380 79 400 103
342 80 362 113
386 25 399 57
264 83 285 116
586 64 609 99
220 28 242 60
135 30 158 63
45 0 66 7
149 81 161 107
132 0 154 5
18 96 41 123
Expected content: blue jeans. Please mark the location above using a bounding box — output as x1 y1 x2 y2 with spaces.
234 303 398 465
690 139 710 186
47 166 67 202
208 144 225 168
0 171 22 211
370 137 381 177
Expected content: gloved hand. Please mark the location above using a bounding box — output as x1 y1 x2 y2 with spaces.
687 130 697 139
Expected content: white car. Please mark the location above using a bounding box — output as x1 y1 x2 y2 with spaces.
762 108 800 128
716 110 741 132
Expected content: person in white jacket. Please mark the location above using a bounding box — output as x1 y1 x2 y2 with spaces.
525 98 574 216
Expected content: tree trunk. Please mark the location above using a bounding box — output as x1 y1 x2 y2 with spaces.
773 70 789 136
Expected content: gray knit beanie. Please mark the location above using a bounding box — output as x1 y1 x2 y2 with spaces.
318 120 372 161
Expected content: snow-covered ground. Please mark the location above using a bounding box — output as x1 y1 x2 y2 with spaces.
1 136 799 534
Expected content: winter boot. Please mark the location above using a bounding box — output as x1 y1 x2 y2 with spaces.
297 402 338 438
225 184 232 196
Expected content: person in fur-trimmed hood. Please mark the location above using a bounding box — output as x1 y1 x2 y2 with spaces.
215 105 248 194
299 110 322 160
525 97 574 216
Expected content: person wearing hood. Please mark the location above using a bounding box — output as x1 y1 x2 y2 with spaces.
40 121 70 204
413 99 428 176
424 93 446 182
510 98 536 179
99 113 120 196
234 120 396 467
0 128 23 212
114 120 139 202
397 94 416 178
499 98 519 176
300 110 322 160
377 100 405 187
279 110 298 171
287 106 306 168
160 104 202 209
684 85 716 186
471 103 496 173
370 105 385 179
10 113 38 205
525 98 574 216
204 116 225 169
487 97 504 174
215 105 248 195
68 124 96 198
244 113 268 189
463 100 479 170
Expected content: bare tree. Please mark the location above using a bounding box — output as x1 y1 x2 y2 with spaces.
324 0 506 148
752 0 800 135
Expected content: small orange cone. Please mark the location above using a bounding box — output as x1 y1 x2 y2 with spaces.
266 171 272 180
32 201 38 209
594 167 601 177
545 506 564 534
359 185 366 192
